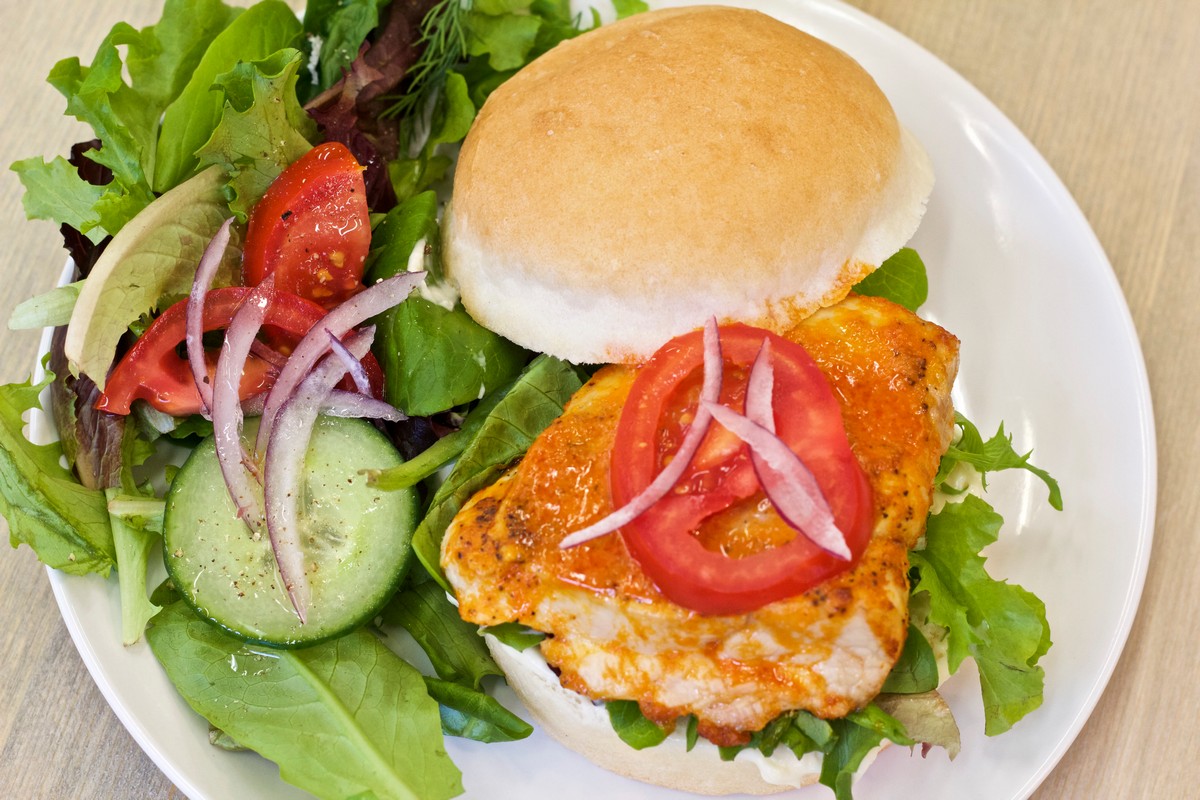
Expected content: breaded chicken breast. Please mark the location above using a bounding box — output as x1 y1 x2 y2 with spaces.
442 295 959 744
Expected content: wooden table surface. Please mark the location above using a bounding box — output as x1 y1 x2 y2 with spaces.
0 1 1195 798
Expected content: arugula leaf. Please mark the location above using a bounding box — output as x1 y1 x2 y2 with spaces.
938 413 1063 510
607 701 669 749
412 355 585 589
910 495 1051 735
0 369 114 575
197 49 316 220
852 247 929 311
146 583 463 800
384 581 502 690
423 676 533 742
153 0 303 191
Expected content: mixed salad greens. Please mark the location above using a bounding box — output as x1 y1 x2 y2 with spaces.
1 1 1061 798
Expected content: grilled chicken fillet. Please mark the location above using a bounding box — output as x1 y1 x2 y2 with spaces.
442 295 959 744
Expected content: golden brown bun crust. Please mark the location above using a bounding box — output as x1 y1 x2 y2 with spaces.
445 5 933 363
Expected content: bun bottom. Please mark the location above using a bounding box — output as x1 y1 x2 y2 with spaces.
486 635 847 796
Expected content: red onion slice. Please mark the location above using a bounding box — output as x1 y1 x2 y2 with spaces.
256 273 425 452
211 278 276 529
745 340 775 432
326 329 372 395
264 328 376 623
560 318 723 549
249 339 287 369
700 401 849 560
185 217 235 418
322 389 405 422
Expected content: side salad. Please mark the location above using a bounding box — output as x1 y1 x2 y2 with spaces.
1 1 1060 799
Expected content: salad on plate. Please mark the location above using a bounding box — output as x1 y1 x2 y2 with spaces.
0 0 1061 798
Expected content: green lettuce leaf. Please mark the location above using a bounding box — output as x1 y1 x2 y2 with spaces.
7 281 84 330
197 49 316 220
10 157 107 241
0 369 114 575
910 495 1052 735
146 582 463 800
153 0 303 191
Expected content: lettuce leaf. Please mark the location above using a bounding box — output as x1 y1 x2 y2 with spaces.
0 369 114 575
153 0 303 191
197 49 316 220
910 495 1052 735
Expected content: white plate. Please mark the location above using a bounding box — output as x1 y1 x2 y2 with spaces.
33 0 1156 798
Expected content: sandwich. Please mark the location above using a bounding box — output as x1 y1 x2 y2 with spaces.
435 5 1049 796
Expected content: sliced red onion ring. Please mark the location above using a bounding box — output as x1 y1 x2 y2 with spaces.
560 318 723 549
700 400 849 560
264 327 376 623
186 217 235 418
746 340 775 432
249 339 287 369
211 278 275 529
322 389 406 422
256 273 425 452
326 329 372 395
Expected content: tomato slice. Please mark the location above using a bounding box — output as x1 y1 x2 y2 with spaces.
96 287 328 416
611 324 874 615
241 142 371 308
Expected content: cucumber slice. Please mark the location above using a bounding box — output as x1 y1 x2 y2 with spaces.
164 415 417 647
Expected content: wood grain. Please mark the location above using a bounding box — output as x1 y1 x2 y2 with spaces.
0 1 1195 798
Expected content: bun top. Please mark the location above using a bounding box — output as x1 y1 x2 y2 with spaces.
444 5 934 364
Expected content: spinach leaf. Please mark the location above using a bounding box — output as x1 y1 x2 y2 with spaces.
820 706 914 800
304 0 388 94
852 247 929 311
367 191 528 416
153 0 303 191
606 700 668 750
146 583 462 800
412 355 585 589
423 676 533 742
879 623 938 694
0 368 115 576
384 581 502 690
483 622 545 651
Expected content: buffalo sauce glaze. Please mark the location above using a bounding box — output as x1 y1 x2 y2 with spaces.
442 294 960 744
